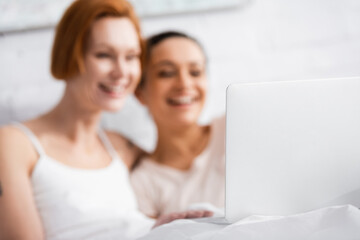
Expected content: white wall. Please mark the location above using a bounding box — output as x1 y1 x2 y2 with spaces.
1 0 360 151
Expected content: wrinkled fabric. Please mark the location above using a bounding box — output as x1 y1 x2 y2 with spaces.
140 205 360 240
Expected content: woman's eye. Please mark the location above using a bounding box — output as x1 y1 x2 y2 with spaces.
95 53 111 58
126 53 140 61
190 70 202 77
158 70 175 78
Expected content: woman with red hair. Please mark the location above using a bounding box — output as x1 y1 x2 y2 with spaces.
0 1 211 239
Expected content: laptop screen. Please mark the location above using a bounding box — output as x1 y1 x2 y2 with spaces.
225 77 360 222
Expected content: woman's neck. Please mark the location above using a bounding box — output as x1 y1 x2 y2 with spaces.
41 87 102 143
153 123 211 170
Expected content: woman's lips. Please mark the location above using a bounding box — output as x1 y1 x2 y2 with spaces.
167 96 197 106
99 83 126 97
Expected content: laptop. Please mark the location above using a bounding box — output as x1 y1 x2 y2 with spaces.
225 77 360 223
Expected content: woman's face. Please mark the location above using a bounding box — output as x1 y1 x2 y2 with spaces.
69 17 141 112
138 37 207 127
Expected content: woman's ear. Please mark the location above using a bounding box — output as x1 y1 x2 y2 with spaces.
135 86 146 105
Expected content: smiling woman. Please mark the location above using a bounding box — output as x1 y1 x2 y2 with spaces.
137 34 207 128
131 31 226 218
0 0 149 239
63 17 142 112
0 1 211 240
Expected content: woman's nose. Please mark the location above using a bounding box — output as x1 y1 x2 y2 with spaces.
176 71 192 88
111 58 125 80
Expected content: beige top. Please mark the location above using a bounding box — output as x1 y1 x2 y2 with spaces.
130 116 225 217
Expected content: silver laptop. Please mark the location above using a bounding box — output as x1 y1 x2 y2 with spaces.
225 77 360 223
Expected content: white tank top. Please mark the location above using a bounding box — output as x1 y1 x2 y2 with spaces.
14 123 154 240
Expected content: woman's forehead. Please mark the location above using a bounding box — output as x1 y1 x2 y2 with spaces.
149 37 205 64
88 17 140 50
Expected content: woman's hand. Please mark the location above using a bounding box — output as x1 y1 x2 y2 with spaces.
153 210 213 228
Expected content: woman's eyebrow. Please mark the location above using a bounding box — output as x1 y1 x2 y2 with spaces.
90 43 113 51
152 60 176 67
92 43 140 52
189 61 205 67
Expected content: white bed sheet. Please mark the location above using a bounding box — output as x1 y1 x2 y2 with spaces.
140 205 360 240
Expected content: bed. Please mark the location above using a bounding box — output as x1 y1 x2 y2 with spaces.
140 205 360 240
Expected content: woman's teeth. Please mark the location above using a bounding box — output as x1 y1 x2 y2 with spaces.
100 84 125 93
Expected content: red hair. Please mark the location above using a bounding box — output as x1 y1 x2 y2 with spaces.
51 0 143 80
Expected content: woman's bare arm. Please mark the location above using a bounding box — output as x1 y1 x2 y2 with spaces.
0 127 44 240
106 131 146 169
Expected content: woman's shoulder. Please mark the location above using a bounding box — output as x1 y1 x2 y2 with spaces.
130 154 161 189
211 114 226 129
207 114 225 143
105 130 146 169
131 153 159 172
202 115 225 158
0 119 44 145
0 124 38 173
0 123 31 147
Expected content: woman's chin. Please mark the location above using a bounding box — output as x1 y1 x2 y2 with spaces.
100 102 126 112
166 117 199 128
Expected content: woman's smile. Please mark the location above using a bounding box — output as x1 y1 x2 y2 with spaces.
166 95 199 107
98 83 128 98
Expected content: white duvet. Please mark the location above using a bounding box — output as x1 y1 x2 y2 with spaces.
140 205 360 240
